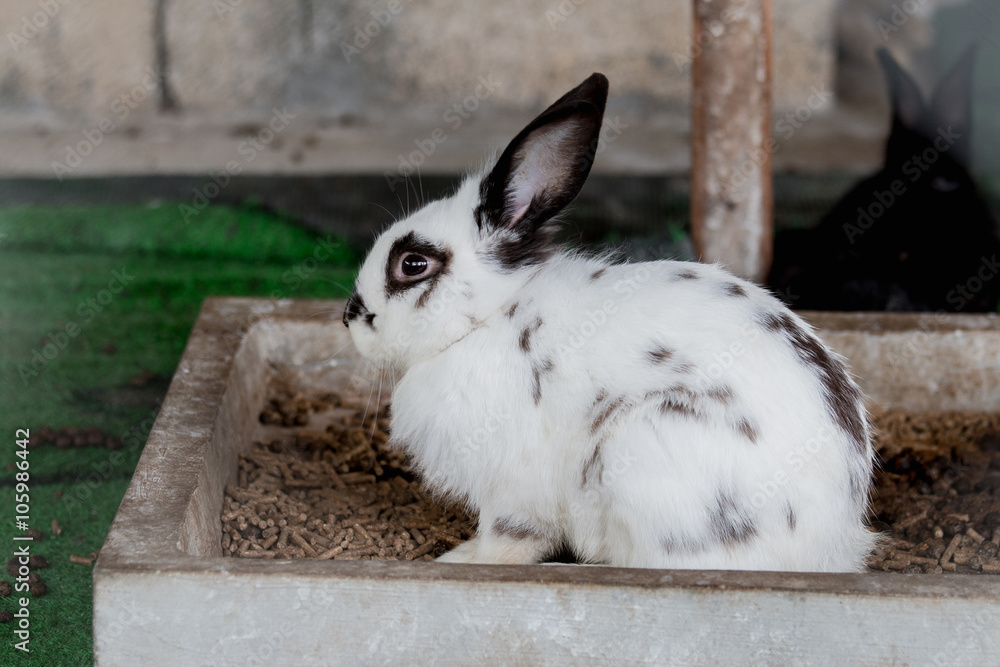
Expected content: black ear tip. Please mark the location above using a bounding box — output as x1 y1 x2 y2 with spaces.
585 72 609 88
580 72 609 101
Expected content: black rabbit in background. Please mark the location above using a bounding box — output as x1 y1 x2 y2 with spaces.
768 46 1000 312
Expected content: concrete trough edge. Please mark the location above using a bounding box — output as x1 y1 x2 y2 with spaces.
93 298 1000 665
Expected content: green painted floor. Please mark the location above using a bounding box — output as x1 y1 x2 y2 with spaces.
0 205 358 665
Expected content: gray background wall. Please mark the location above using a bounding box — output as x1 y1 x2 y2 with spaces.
0 0 997 180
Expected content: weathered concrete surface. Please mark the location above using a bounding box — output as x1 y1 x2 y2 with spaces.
4 0 994 178
93 298 1000 665
0 0 843 179
0 0 155 118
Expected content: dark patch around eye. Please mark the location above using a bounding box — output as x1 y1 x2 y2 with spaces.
385 231 452 300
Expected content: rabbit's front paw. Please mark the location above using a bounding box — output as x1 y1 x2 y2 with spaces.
436 538 480 563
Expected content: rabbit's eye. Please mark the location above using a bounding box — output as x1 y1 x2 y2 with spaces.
385 232 452 297
931 177 959 193
401 254 429 276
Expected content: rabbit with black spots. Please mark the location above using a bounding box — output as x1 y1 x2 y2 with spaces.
344 73 875 571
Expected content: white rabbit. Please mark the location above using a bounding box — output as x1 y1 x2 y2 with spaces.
343 73 875 572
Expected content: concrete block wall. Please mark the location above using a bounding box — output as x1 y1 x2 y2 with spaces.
0 0 992 177
0 0 156 118
2 0 835 118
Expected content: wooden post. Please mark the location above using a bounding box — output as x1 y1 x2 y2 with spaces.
690 0 773 283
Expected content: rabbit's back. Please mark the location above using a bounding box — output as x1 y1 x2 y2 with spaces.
500 257 874 570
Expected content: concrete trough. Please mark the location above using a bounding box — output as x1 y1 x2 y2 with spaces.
93 298 1000 665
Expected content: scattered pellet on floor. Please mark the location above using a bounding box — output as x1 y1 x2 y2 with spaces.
866 409 1000 575
221 378 472 562
225 381 1000 575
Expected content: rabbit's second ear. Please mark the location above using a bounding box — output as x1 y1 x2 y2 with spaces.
475 73 608 266
930 44 976 164
876 48 925 132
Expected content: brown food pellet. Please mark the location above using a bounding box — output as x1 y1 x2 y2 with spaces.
226 381 1000 574
0 610 13 623
865 409 1000 575
29 580 47 597
27 555 48 569
25 529 43 542
0 581 11 597
51 520 63 536
222 378 472 562
69 554 95 566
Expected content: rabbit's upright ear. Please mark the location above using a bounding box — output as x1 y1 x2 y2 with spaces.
475 73 608 267
877 48 925 130
929 45 976 165
876 48 927 165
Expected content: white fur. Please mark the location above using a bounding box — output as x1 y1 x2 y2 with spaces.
346 175 875 573
345 78 875 572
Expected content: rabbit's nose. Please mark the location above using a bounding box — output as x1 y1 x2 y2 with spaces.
343 291 369 327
